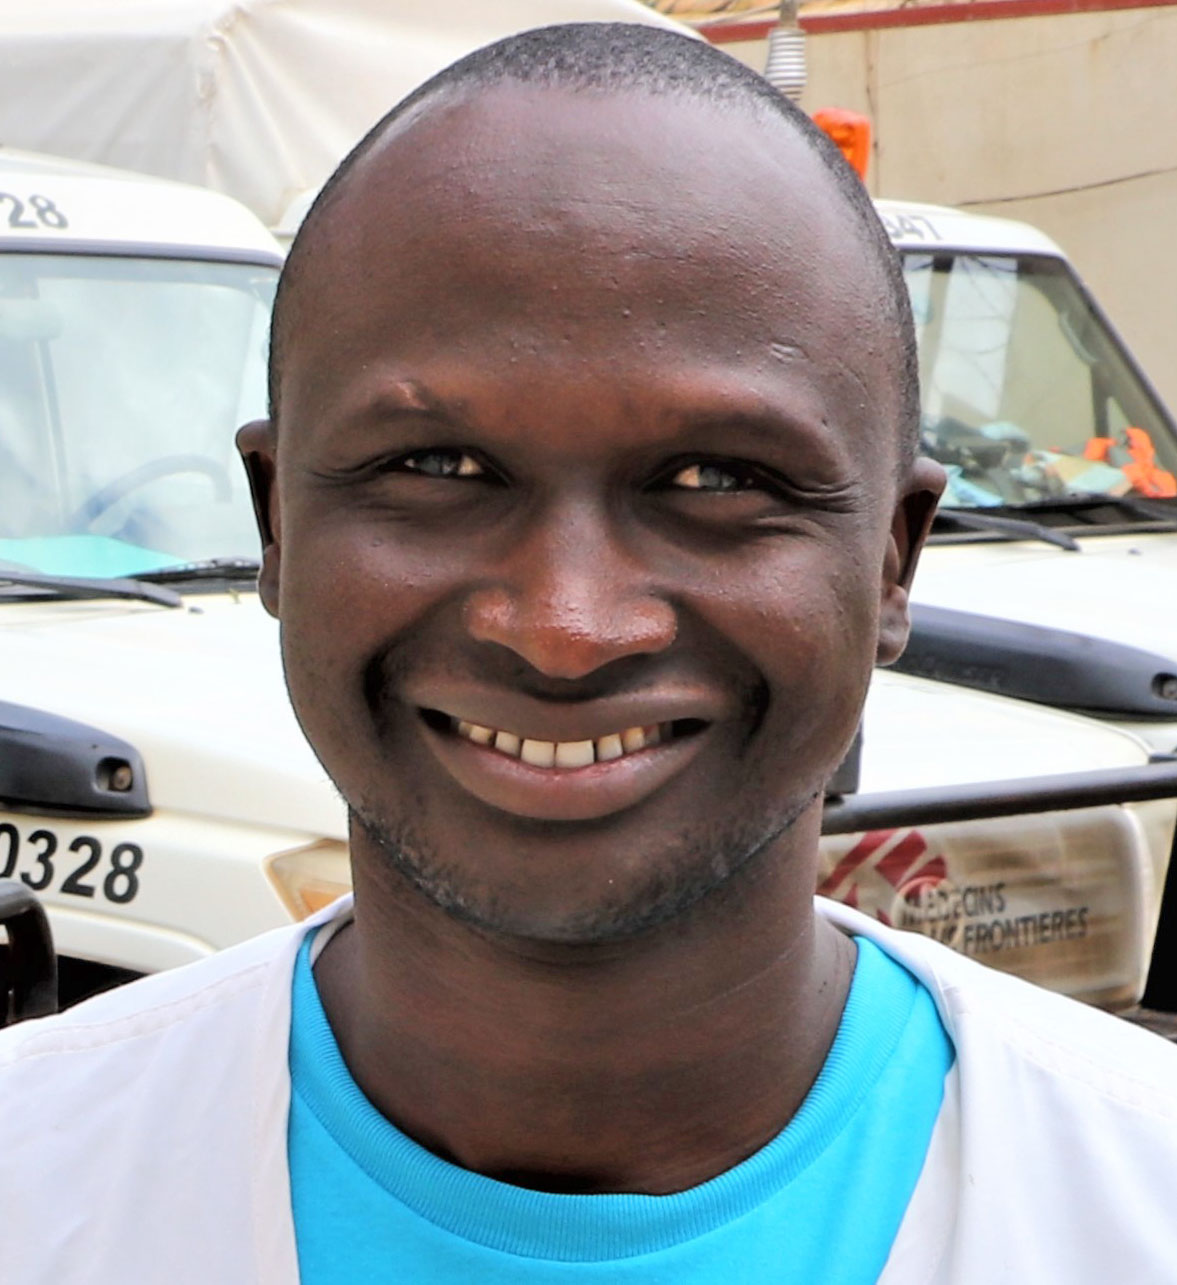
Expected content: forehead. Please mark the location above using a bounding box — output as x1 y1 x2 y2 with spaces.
280 84 900 455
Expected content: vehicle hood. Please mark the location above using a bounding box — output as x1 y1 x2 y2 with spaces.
1 592 346 838
914 530 1177 662
0 591 1150 838
862 669 1147 792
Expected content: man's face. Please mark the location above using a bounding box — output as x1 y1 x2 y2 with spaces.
250 87 940 943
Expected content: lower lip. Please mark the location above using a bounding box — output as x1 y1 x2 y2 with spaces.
420 720 709 822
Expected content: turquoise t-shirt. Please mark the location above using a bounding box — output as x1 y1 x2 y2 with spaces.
288 933 953 1283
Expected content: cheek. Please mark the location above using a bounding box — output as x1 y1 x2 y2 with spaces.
281 505 466 631
698 542 882 731
274 508 470 736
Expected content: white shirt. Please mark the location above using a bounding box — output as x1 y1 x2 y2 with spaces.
3 896 1176 1284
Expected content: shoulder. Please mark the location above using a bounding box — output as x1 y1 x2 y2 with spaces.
0 908 334 1284
826 902 1177 1280
0 893 354 1110
818 897 1177 1117
37 930 290 1043
0 912 323 1274
0 895 351 1071
1 919 294 1068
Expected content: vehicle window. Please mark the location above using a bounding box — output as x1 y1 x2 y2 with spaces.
904 253 1177 508
0 254 277 578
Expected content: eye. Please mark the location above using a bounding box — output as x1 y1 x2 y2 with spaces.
669 462 758 493
397 449 485 479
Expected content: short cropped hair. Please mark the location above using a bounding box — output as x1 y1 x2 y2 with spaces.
269 22 920 466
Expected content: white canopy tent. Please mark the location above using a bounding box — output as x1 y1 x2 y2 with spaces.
0 1 687 232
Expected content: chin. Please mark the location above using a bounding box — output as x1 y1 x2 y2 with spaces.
351 790 812 947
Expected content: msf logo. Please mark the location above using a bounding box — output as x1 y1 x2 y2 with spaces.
818 829 950 935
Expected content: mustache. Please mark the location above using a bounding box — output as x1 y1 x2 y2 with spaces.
360 633 769 739
364 647 707 707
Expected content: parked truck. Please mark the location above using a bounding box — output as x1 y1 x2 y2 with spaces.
878 201 1177 760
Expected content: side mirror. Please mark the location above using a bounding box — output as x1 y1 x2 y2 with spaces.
0 880 57 1027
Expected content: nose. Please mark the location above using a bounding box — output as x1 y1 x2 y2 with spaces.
463 507 677 680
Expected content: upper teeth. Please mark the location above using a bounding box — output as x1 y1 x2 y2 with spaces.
454 719 664 767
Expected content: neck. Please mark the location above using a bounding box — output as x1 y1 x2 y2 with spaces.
313 810 854 1195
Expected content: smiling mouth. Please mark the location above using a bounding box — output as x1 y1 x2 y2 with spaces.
420 709 708 770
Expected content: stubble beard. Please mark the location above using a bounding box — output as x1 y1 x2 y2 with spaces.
347 782 819 947
346 654 828 944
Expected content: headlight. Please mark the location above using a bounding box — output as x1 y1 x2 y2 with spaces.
818 802 1167 1009
264 840 351 919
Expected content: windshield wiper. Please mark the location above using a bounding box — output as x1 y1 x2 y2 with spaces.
137 558 261 585
932 508 1081 552
0 571 183 608
1017 494 1177 527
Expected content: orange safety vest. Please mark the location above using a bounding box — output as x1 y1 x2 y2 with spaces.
1083 427 1177 497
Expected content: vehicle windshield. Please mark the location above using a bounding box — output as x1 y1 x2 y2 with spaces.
0 253 276 581
904 253 1177 510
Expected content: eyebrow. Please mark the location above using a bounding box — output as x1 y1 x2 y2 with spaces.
675 405 821 441
325 374 853 479
669 402 850 466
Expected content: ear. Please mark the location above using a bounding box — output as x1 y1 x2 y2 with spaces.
236 419 281 619
876 456 946 666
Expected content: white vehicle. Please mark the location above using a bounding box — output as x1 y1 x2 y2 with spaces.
878 199 1177 759
0 147 296 997
0 149 1173 1024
